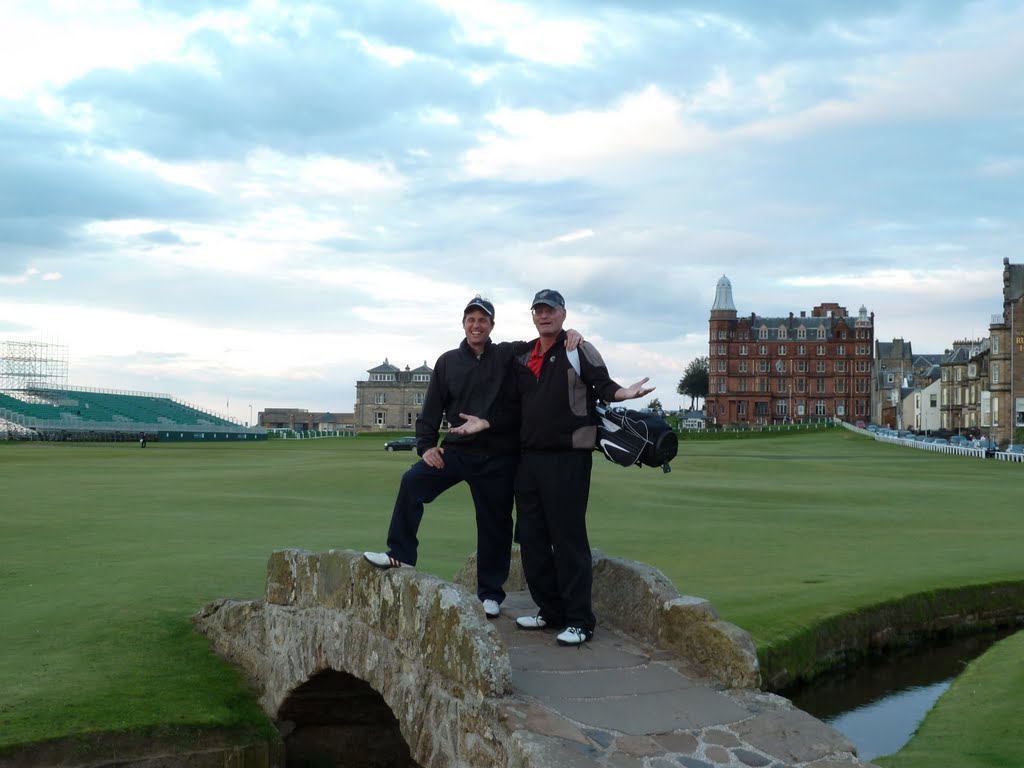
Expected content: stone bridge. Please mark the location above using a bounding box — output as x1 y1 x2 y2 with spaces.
194 549 877 767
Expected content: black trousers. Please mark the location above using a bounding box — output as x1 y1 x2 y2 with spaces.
515 450 595 632
386 451 516 603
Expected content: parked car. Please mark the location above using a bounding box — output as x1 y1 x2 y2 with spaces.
384 436 418 452
855 420 867 429
949 435 969 447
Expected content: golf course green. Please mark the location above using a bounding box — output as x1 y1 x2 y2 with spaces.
1 429 1021 764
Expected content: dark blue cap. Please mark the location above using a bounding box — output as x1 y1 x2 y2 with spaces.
531 289 565 309
464 295 495 317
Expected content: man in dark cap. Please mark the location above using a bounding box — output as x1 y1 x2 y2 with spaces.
364 295 581 621
511 289 653 645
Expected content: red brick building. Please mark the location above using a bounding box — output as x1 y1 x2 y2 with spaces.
705 276 874 426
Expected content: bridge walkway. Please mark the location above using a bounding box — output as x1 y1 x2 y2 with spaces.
495 591 876 768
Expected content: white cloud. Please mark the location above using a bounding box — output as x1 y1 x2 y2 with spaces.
462 85 713 180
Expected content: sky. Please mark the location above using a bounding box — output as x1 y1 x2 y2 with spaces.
1 0 1022 422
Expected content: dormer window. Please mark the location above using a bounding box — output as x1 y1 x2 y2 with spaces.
777 326 787 340
816 327 827 340
758 326 768 340
797 327 806 340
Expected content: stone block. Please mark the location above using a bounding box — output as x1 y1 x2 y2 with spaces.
317 549 359 609
454 545 528 592
592 553 679 639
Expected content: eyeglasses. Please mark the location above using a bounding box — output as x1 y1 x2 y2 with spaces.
531 305 562 315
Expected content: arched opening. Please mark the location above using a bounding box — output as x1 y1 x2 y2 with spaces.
278 669 421 767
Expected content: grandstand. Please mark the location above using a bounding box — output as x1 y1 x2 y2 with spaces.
0 341 265 442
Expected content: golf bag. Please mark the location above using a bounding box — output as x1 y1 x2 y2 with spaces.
566 347 678 473
595 404 678 473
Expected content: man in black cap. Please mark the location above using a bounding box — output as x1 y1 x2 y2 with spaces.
511 289 653 645
364 295 582 620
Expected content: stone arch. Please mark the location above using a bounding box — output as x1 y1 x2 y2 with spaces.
277 668 418 767
194 549 514 767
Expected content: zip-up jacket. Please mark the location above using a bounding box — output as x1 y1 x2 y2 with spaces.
513 332 621 452
416 338 530 457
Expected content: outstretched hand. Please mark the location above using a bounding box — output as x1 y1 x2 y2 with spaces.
565 328 584 351
616 377 655 401
448 413 490 436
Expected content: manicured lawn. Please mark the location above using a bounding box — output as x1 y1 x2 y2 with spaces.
1 430 1022 761
875 629 1024 767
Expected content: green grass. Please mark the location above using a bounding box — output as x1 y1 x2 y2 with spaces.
1 431 1022 762
875 630 1024 767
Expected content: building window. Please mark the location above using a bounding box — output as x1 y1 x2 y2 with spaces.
796 379 806 393
738 401 747 416
797 400 806 416
857 345 868 355
739 345 748 356
374 411 386 425
956 368 963 382
776 379 787 393
856 361 869 373
374 392 387 405
797 327 806 340
776 400 788 416
778 326 788 340
739 361 748 373
968 363 977 378
757 361 768 373
836 380 847 393
778 345 787 355
817 361 826 373
836 345 845 356
412 373 430 382
836 401 846 416
755 401 769 416
718 330 727 340
993 335 999 353
993 364 1000 384
717 344 726 355
739 379 748 392
886 373 895 384
815 379 826 393
759 345 768 356
817 327 827 340
718 379 725 393
797 345 806 356
370 373 396 382
406 412 414 426
835 361 846 373
930 394 937 407
815 400 827 415
415 392 425 405
796 361 808 373
759 326 768 339
816 345 826 356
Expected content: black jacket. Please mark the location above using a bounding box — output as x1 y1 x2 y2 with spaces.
416 338 529 457
512 332 621 452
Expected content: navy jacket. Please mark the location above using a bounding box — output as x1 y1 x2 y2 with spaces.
512 332 621 452
416 338 529 457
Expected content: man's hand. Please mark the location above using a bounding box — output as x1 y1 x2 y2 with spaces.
615 378 656 401
565 328 584 351
448 413 490 436
422 446 445 469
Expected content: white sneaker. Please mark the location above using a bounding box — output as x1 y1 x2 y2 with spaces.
482 599 500 619
515 614 548 630
363 551 410 570
556 627 593 646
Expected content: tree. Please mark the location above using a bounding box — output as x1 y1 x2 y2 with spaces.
646 397 663 412
677 356 709 410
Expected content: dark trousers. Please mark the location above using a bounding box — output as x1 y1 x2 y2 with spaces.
386 451 516 603
515 451 595 632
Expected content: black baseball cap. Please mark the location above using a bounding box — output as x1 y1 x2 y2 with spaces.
531 289 565 309
464 295 495 318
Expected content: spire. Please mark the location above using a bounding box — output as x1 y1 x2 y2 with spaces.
712 275 736 311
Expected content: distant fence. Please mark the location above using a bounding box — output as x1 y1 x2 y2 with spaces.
267 429 357 439
838 421 1021 462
